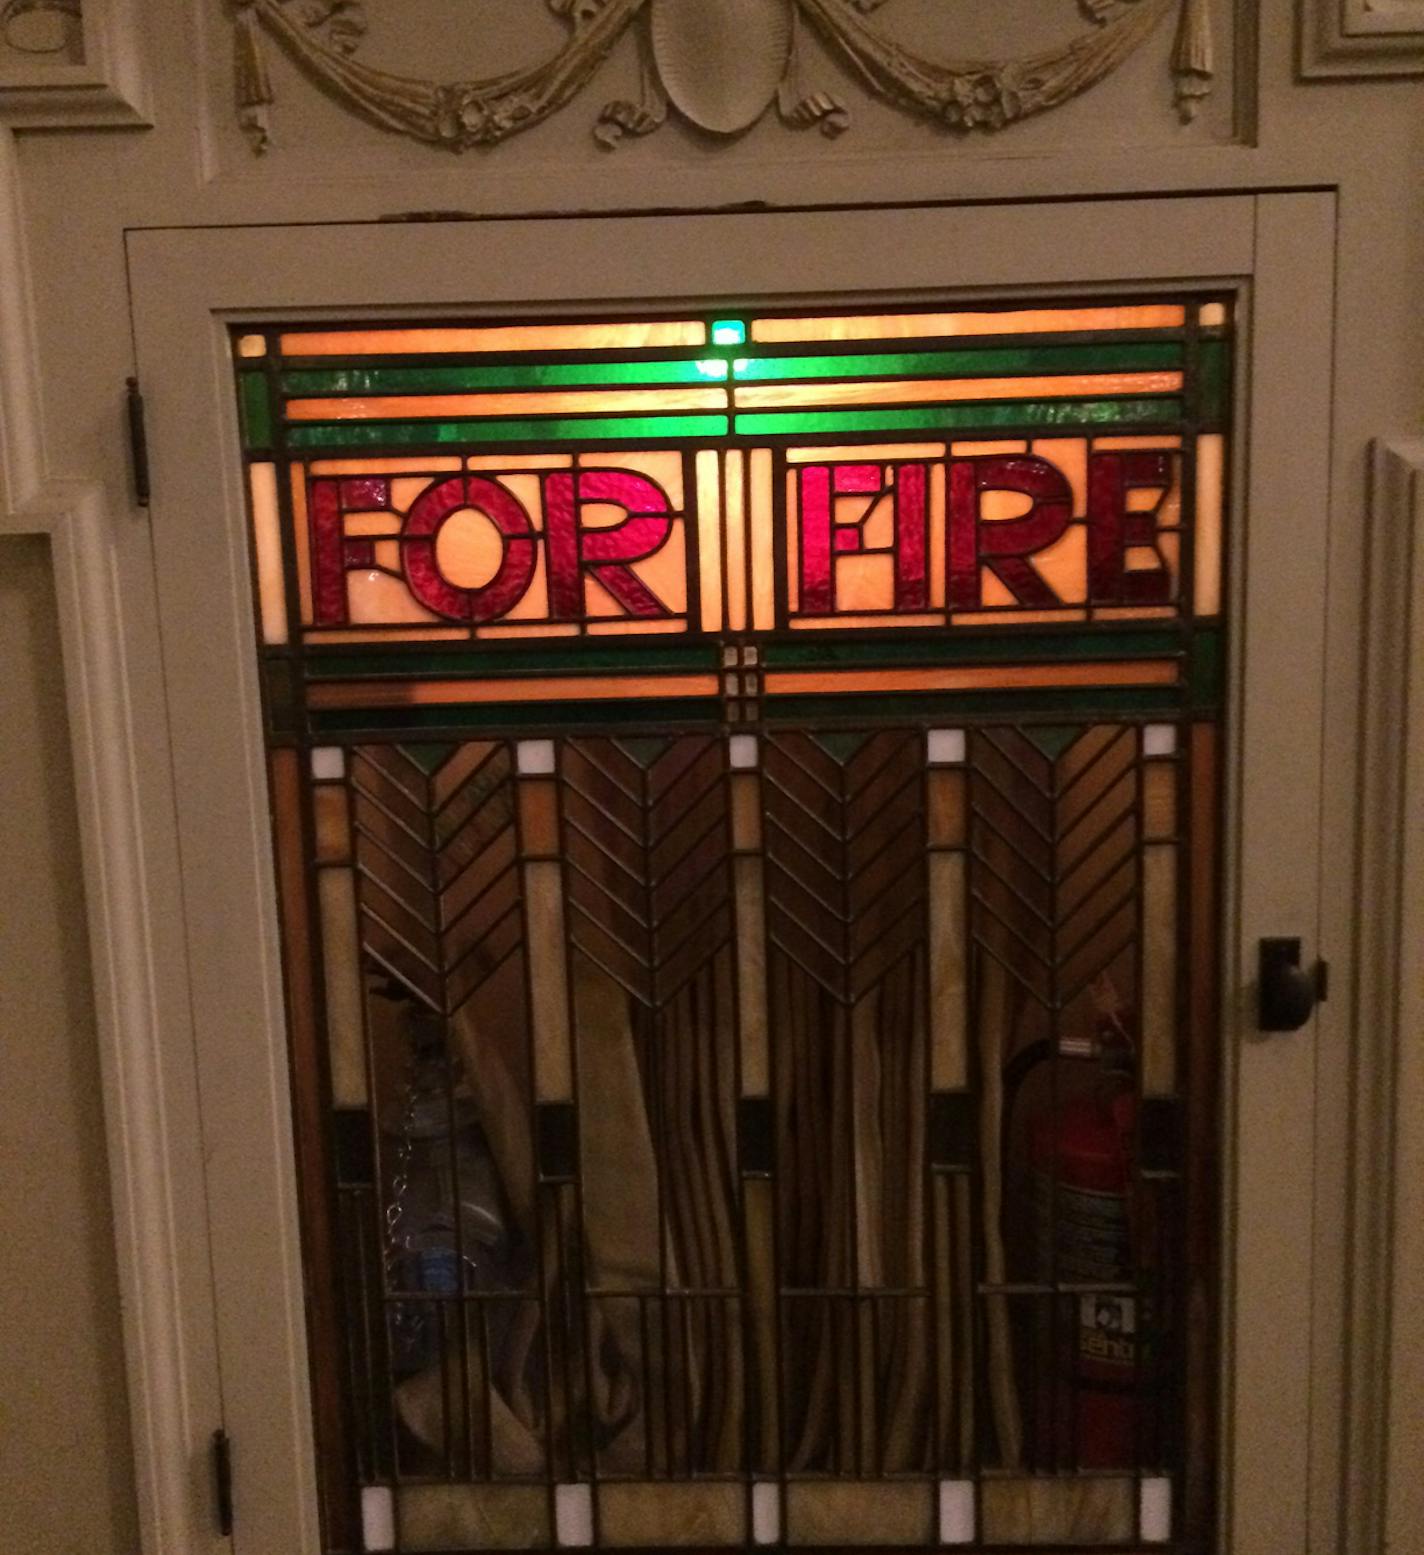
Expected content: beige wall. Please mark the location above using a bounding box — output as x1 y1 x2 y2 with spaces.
0 537 139 1555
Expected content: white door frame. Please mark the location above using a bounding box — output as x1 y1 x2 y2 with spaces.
107 191 1335 1554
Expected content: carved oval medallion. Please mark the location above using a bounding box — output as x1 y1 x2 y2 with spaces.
651 0 793 135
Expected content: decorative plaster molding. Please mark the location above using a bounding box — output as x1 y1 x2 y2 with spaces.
0 0 151 127
1299 0 1424 76
232 0 1213 155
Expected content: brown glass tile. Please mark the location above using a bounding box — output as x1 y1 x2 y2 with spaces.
1142 758 1178 839
597 1482 744 1547
927 768 967 848
731 772 762 851
784 1481 933 1546
312 782 351 863
397 1484 550 1550
979 1475 1134 1544
518 778 560 856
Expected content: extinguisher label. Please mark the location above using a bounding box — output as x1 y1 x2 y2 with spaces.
1034 1175 1143 1374
1052 1182 1131 1282
1080 1294 1138 1370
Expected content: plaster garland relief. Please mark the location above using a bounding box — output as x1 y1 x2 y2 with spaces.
232 0 1214 155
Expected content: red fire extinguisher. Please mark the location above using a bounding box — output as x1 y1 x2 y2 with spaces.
1009 1014 1157 1470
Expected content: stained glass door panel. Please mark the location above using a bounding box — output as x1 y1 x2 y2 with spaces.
238 299 1229 1553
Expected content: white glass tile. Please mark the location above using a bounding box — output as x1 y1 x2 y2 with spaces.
360 1486 395 1552
1140 1476 1171 1541
752 1483 781 1545
517 738 557 775
927 728 966 765
938 1479 975 1544
729 733 759 769
311 745 345 780
555 1483 593 1546
1143 723 1177 757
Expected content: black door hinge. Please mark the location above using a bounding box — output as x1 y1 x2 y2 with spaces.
211 1427 234 1537
125 376 150 508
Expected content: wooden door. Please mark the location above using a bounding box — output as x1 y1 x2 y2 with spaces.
128 192 1334 1555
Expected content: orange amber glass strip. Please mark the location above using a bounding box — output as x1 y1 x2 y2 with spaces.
696 450 724 633
765 660 1177 696
249 463 287 645
308 672 720 709
309 456 463 475
1194 432 1225 616
785 441 947 463
749 447 775 632
280 321 707 355
788 612 946 630
286 386 727 420
724 449 747 632
734 371 1183 411
304 627 470 644
948 607 1088 626
751 304 1186 345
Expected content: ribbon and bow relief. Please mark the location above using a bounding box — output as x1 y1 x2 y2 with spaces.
232 0 1214 158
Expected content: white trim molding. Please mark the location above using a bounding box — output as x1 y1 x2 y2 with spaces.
1299 0 1424 76
0 0 150 127
1348 440 1424 1551
0 126 212 1555
0 482 201 1553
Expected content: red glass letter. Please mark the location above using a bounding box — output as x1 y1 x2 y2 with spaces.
893 463 929 611
798 463 881 614
310 476 391 625
545 468 675 620
1087 451 1174 605
947 455 1072 610
402 475 537 623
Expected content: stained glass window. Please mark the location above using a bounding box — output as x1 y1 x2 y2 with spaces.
238 298 1229 1553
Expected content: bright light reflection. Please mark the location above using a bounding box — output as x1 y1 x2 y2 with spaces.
712 320 747 346
695 359 729 379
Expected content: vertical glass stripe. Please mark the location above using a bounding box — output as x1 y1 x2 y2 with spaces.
240 371 272 448
736 855 769 1097
1198 338 1229 421
1194 433 1225 616
696 450 724 632
928 852 967 1090
749 447 775 631
525 858 573 1101
288 464 314 627
1142 842 1179 1096
317 867 366 1108
725 449 747 632
248 462 287 644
